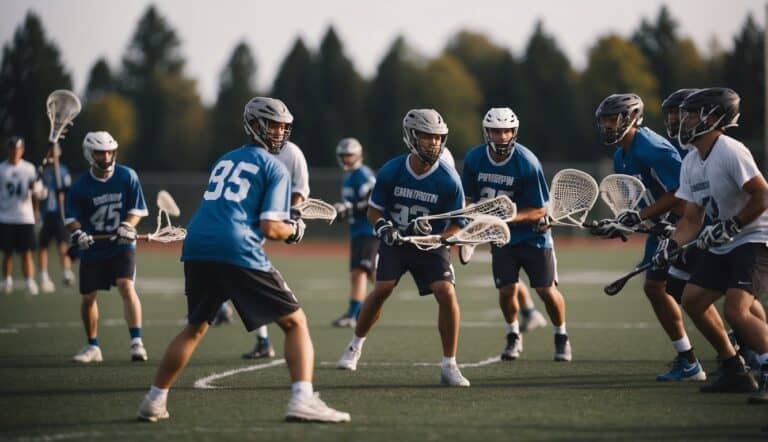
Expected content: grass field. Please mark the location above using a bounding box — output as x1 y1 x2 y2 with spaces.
0 241 766 441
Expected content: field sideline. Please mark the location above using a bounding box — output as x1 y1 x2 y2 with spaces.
0 242 766 441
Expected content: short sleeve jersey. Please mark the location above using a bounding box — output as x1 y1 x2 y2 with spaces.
341 164 376 238
0 159 37 224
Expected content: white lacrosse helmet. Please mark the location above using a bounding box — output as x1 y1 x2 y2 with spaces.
482 107 519 157
402 109 448 165
243 97 294 153
336 137 363 171
83 131 119 173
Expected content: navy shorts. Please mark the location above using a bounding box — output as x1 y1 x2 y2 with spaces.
350 235 378 275
39 213 68 248
491 243 558 289
689 243 768 297
79 249 136 294
0 223 36 253
184 260 300 331
666 246 705 304
376 243 454 295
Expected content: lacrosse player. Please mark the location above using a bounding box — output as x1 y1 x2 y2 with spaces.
65 131 148 363
331 138 378 328
652 88 768 401
138 97 350 423
337 109 471 387
37 147 75 292
240 104 310 359
462 107 570 362
592 93 706 381
0 136 45 295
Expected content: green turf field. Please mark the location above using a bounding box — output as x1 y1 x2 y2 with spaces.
0 243 766 441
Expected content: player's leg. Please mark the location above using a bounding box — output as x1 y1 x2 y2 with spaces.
334 236 377 327
242 325 275 359
38 218 55 293
518 282 547 332
21 250 37 295
432 280 469 387
115 250 146 361
73 291 103 363
57 240 75 286
16 224 38 295
492 245 525 361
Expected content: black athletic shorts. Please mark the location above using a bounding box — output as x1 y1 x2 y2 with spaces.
641 235 668 282
79 249 136 294
184 260 300 331
0 223 36 253
689 242 768 297
666 246 705 304
38 213 68 248
491 243 558 289
376 243 454 295
350 235 378 275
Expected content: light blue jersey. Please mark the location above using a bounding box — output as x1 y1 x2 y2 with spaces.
41 164 71 215
182 144 292 271
65 165 148 262
369 154 464 234
462 143 552 248
341 165 376 238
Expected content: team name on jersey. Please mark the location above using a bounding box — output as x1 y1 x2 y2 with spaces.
691 181 709 192
393 186 438 204
92 193 122 206
478 172 515 186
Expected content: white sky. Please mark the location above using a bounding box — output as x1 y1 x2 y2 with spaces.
1 0 765 105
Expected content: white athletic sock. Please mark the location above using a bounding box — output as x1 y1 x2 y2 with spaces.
505 321 520 335
554 323 567 335
40 271 49 280
131 337 143 346
350 334 366 351
757 352 768 366
4 276 11 285
441 356 457 367
291 381 313 400
25 277 34 285
672 336 692 353
147 385 168 403
256 325 268 338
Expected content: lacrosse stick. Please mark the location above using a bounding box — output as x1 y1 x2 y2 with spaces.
599 174 675 237
93 190 187 243
603 240 698 296
400 215 511 251
415 195 518 223
547 169 599 228
46 89 82 220
292 198 337 223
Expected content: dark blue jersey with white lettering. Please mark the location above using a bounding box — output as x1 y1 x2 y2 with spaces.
341 165 376 238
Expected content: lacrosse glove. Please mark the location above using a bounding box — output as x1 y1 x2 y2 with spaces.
615 209 642 228
408 218 432 236
697 218 740 249
70 229 94 251
115 222 137 245
285 219 306 244
651 238 681 269
375 218 401 246
333 201 352 221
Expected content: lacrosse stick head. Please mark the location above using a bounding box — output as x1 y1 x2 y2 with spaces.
548 169 599 227
157 190 181 217
599 174 646 216
293 198 337 224
147 226 187 243
46 90 82 143
447 214 511 247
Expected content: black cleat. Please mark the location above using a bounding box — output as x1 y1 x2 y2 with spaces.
747 366 768 404
500 332 522 361
700 370 758 393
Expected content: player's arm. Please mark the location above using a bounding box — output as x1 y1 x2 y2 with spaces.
441 222 463 239
670 202 705 246
512 206 547 225
733 175 768 227
261 220 297 241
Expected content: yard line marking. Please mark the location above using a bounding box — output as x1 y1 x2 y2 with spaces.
193 359 286 389
0 328 18 334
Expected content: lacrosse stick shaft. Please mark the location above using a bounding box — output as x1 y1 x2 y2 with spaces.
604 241 697 296
92 234 150 241
50 142 65 221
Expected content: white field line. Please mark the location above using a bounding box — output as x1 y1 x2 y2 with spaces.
194 359 287 389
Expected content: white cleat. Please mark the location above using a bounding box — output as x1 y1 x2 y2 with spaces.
2 279 12 295
440 364 471 387
521 309 548 332
331 314 357 328
26 279 39 296
73 345 103 363
40 276 55 294
337 345 362 371
137 396 170 423
62 269 76 287
285 393 351 423
554 334 572 362
131 342 148 362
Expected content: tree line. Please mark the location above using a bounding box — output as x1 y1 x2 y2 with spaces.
0 5 764 172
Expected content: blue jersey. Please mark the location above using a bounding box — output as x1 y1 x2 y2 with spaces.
182 144 291 271
41 164 71 215
341 165 376 238
369 154 464 234
65 165 148 262
613 127 682 208
668 137 690 160
462 143 552 248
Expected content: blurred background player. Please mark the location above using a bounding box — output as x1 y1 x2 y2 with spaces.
137 96 349 423
337 109 471 387
240 97 311 360
37 146 75 292
65 131 149 363
591 93 705 381
332 138 378 328
0 136 44 295
462 107 570 362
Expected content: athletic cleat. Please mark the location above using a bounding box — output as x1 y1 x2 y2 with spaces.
331 314 357 328
131 342 148 361
2 279 13 295
521 310 548 332
212 302 234 326
700 370 758 393
26 279 38 296
62 269 76 287
656 356 706 381
242 339 276 359
500 332 522 361
747 366 768 404
137 396 170 422
337 345 362 371
554 334 572 362
440 364 471 387
40 276 55 293
285 393 351 423
73 345 103 363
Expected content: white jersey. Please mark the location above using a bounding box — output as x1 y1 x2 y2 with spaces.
676 134 768 254
0 159 37 224
273 141 310 198
440 148 456 170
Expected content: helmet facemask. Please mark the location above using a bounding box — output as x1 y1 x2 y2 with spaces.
484 127 517 157
678 105 726 146
597 110 638 146
404 128 446 165
244 117 292 154
663 107 682 139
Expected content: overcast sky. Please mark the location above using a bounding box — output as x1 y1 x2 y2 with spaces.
1 0 765 105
